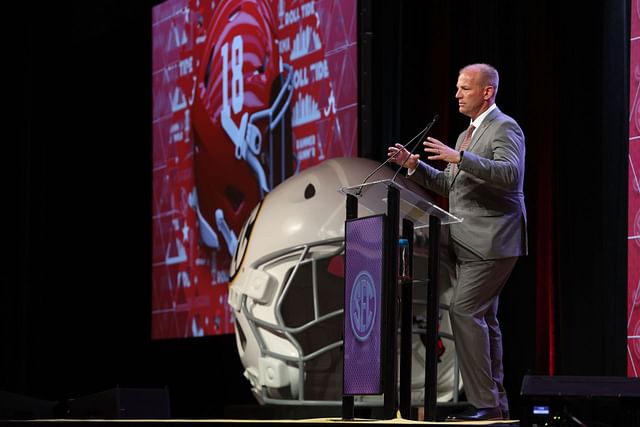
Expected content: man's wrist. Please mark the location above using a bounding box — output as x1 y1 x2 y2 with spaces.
406 159 418 175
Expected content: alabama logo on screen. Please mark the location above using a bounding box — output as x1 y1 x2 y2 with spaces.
350 271 377 342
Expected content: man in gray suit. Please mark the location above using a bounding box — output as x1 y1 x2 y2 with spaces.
388 63 527 421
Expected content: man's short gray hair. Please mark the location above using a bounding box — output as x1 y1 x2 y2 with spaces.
461 63 499 94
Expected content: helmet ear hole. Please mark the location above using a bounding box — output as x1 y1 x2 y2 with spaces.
256 54 268 74
224 185 245 212
304 183 315 199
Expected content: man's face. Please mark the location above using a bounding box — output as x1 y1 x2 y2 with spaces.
455 70 489 120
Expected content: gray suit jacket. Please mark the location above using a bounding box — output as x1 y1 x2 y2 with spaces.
409 107 528 260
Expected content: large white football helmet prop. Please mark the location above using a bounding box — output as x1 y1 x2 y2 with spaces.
228 157 462 404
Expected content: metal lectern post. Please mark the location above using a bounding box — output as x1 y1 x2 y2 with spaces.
423 215 441 421
399 218 414 419
383 185 400 419
342 193 358 420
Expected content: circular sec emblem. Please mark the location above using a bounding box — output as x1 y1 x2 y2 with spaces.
350 271 377 342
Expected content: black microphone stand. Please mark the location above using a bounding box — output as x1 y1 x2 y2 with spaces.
390 115 439 182
355 115 439 196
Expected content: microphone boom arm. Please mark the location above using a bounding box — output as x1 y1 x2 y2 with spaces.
355 114 439 195
391 114 439 182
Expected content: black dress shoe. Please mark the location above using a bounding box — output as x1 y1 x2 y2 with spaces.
446 406 502 421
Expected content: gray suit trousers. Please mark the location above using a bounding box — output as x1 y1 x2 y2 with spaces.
448 242 517 412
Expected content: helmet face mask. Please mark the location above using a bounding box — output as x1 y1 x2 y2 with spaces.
229 158 462 404
232 239 345 401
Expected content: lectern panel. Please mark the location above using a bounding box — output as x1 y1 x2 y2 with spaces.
343 214 385 395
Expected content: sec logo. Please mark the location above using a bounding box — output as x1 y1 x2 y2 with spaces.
350 271 377 342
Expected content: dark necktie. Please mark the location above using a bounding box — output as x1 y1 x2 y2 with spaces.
453 124 475 175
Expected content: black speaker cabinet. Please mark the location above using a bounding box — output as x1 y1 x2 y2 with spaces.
520 375 640 427
66 387 170 419
0 391 57 419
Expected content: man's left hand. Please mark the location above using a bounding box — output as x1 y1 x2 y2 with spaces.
423 137 461 164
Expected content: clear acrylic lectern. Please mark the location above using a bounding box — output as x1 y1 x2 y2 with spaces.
339 178 461 421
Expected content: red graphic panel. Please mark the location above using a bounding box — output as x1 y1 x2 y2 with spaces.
151 0 358 339
629 0 640 377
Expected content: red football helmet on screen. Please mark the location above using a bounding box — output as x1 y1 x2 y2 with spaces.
191 0 293 255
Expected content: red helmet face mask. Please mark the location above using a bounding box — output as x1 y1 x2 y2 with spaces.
191 0 293 256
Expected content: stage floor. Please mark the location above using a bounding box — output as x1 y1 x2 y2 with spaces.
2 418 519 427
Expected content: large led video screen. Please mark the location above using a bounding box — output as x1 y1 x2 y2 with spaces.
152 0 358 338
629 0 640 377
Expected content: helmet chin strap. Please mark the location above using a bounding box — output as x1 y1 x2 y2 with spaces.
222 105 271 195
191 188 238 258
190 188 221 250
222 107 249 160
215 208 238 257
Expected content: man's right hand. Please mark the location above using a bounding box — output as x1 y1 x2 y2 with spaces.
387 143 420 170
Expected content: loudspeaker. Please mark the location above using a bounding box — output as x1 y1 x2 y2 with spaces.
66 387 170 419
520 375 640 427
0 391 57 420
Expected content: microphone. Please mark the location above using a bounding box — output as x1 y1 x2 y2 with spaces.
354 115 439 196
391 114 439 182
